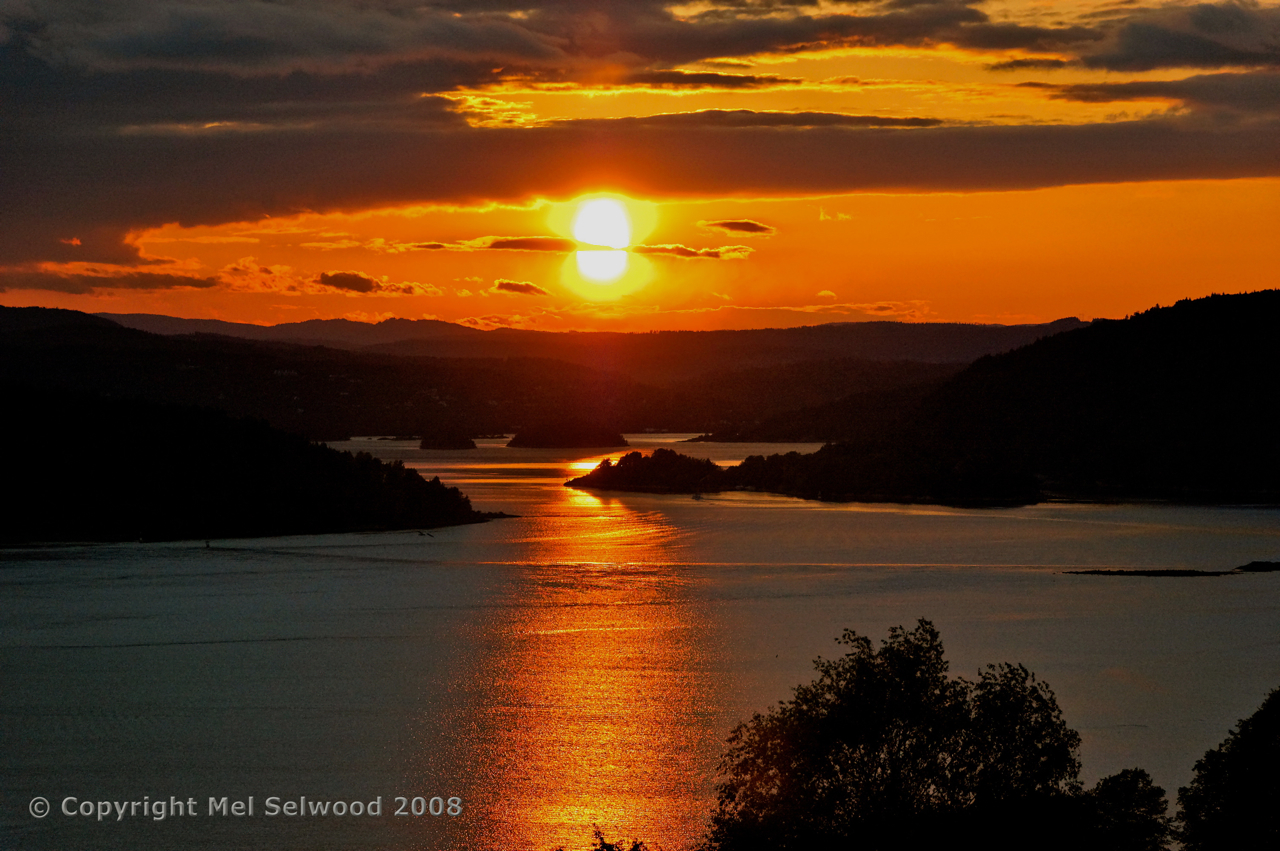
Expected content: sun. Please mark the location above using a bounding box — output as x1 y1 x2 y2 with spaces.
571 197 632 282
575 250 629 281
551 194 658 294
572 198 631 249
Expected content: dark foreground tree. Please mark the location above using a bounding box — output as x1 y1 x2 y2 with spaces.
553 827 649 851
1089 768 1174 851
1177 688 1280 849
702 620 1170 851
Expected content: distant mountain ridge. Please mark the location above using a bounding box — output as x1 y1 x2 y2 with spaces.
98 312 1086 384
98 313 481 347
5 306 1084 442
569 290 1280 505
2 307 676 440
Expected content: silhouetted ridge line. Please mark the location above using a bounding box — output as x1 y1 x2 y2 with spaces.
569 291 1280 506
1 384 490 544
7 306 1085 443
98 310 1085 382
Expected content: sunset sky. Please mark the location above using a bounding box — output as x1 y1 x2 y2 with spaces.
2 0 1277 331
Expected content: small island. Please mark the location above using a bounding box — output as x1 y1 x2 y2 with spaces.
564 444 1040 506
418 423 477 450
1065 561 1280 577
508 422 629 449
567 448 724 493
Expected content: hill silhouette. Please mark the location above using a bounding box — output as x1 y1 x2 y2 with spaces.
569 291 1280 505
6 306 1074 442
900 290 1280 502
100 312 1083 384
99 312 481 349
0 306 688 439
569 448 721 492
671 358 960 441
0 384 488 544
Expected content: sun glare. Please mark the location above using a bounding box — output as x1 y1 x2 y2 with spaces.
572 198 631 249
576 250 629 282
552 194 657 294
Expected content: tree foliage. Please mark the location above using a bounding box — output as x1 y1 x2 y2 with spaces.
553 826 649 851
3 384 483 543
1178 688 1280 849
1090 768 1174 851
568 448 724 493
703 620 1170 851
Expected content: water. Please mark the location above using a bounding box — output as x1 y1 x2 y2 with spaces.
3 435 1279 850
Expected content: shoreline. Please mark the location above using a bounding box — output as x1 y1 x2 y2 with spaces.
0 511 520 549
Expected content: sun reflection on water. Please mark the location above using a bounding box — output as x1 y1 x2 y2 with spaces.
447 484 721 851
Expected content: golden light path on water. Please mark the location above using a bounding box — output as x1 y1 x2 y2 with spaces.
370 435 1280 851
476 498 707 847
413 453 725 851
9 439 1280 851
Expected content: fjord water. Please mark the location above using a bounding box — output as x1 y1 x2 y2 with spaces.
3 435 1279 851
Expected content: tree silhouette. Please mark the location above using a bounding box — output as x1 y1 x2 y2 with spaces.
702 620 1170 851
1090 768 1172 851
1178 688 1280 849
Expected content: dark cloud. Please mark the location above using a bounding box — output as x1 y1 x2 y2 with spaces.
2 1 1102 82
986 58 1074 71
700 219 778 235
1 1 1277 273
607 4 1099 63
5 1 561 73
0 37 485 134
0 269 218 294
491 279 549 295
616 70 802 89
479 236 579 251
954 21 1101 52
4 115 1280 267
0 1 1100 148
319 270 380 292
633 244 754 259
1082 3 1280 71
373 236 576 252
1023 71 1280 113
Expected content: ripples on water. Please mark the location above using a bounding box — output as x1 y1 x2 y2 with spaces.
3 435 1279 850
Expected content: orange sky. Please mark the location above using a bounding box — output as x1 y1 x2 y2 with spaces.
3 1 1278 330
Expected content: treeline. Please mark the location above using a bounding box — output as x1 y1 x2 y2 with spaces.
1 384 485 544
110 311 1083 383
672 358 960 442
2 307 1073 443
569 445 1040 506
570 291 1280 505
563 622 1280 851
0 307 690 440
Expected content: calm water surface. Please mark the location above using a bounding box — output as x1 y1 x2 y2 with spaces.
3 435 1279 850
